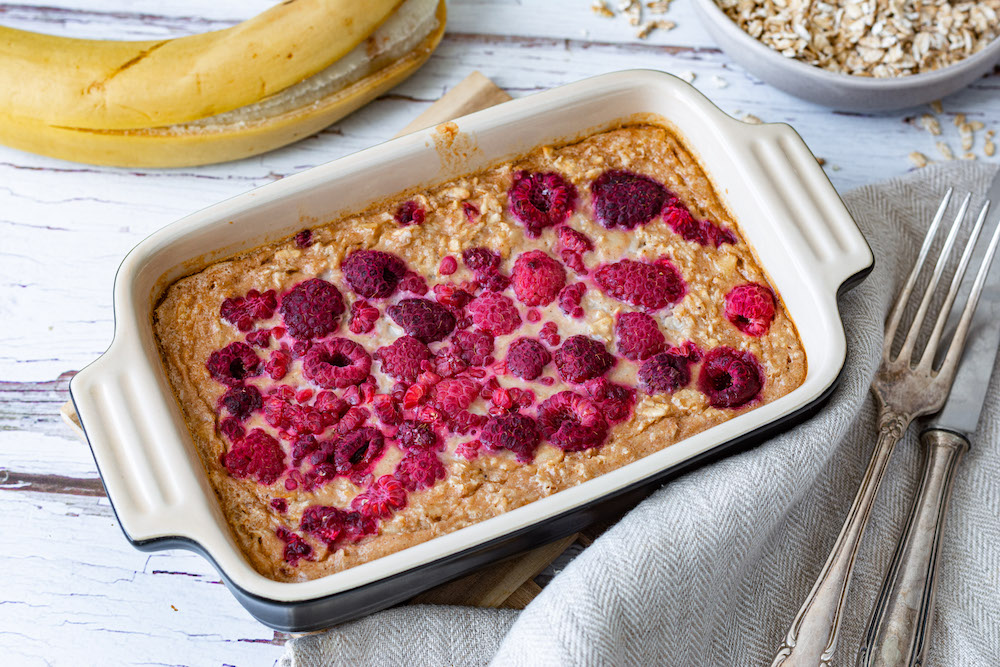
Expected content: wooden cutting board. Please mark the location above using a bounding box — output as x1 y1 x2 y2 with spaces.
59 71 609 611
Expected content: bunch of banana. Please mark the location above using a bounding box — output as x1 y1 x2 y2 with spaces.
0 0 445 167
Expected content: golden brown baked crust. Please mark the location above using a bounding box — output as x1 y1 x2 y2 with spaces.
154 124 806 582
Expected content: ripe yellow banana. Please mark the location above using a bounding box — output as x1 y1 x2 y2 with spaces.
0 0 445 167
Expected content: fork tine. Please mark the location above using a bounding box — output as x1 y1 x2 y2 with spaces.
884 189 953 355
938 202 1000 379
919 200 992 369
897 192 971 364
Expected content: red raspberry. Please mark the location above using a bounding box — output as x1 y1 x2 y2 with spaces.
462 201 480 221
725 283 776 337
375 336 432 384
507 170 577 237
476 271 511 292
394 449 446 491
583 377 635 423
462 247 501 273
558 282 587 318
341 250 408 299
371 394 403 425
591 170 667 229
293 229 313 248
300 506 360 547
480 413 541 462
558 225 593 253
469 291 522 336
452 330 495 366
271 498 289 513
505 337 551 381
553 335 615 383
638 350 695 394
439 256 458 275
290 435 318 466
315 391 350 420
511 250 566 307
394 200 425 226
536 391 609 452
265 348 291 380
220 289 277 332
302 338 372 389
395 419 439 450
318 426 384 474
387 298 456 343
698 347 765 408
206 342 262 386
276 527 313 566
348 299 380 334
539 321 560 347
431 377 481 415
245 329 272 348
219 384 263 420
222 428 286 485
594 259 686 311
431 347 468 378
615 311 665 361
398 272 429 296
219 417 245 441
663 204 737 247
279 278 345 340
352 475 407 519
433 283 473 309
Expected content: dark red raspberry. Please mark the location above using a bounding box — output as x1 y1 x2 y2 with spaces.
300 506 356 546
431 377 481 415
433 283 473 309
263 394 333 437
279 278 345 340
219 384 263 420
398 272 429 296
439 256 458 275
322 426 384 474
553 335 615 383
462 201 480 221
452 330 495 366
462 247 501 273
698 347 765 409
352 475 408 519
594 259 686 311
511 250 566 306
276 527 313 565
315 391 350 420
477 270 511 292
221 289 277 332
291 435 319 466
591 170 667 229
663 204 737 247
508 170 577 237
222 428 286 485
725 283 776 337
375 336 432 384
271 498 289 513
302 338 372 389
265 348 291 380
537 391 608 451
431 347 468 377
615 311 665 361
294 229 313 248
480 413 541 462
638 350 695 394
371 394 403 425
207 342 262 386
558 282 587 319
348 299 380 334
505 337 551 381
469 292 522 336
394 449 446 491
395 200 425 226
396 419 439 451
583 377 635 423
387 298 456 343
245 329 272 348
219 417 245 441
341 250 408 299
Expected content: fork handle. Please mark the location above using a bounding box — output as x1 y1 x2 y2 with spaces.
856 429 968 667
772 406 910 667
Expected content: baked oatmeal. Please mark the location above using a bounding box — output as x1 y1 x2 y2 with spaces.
153 124 807 582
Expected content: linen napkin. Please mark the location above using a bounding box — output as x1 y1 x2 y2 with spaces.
281 162 1000 666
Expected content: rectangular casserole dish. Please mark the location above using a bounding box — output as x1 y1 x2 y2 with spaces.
70 69 873 632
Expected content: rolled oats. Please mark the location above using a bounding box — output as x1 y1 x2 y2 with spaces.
937 140 955 160
921 114 942 136
909 151 929 167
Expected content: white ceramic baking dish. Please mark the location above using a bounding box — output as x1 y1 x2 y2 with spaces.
71 69 873 631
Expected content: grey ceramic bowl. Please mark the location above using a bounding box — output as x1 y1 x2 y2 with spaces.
692 0 1000 112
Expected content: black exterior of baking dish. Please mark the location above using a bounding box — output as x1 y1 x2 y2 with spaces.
72 259 873 633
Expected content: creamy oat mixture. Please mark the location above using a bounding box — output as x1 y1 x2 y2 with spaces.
154 125 806 582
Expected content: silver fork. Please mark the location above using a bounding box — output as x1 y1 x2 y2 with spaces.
772 190 1000 667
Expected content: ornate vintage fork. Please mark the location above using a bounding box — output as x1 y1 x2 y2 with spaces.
772 189 1000 666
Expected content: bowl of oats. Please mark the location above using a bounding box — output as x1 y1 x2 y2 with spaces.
692 0 1000 111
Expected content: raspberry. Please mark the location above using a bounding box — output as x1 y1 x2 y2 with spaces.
394 449 446 491
219 417 245 441
615 311 665 361
558 225 593 253
219 384 263 420
452 330 495 366
300 506 360 547
324 426 384 474
507 170 577 237
469 292 522 336
264 394 333 437
222 428 286 485
439 256 458 275
591 170 667 229
553 335 614 383
352 474 408 520
433 283 473 310
698 346 765 409
207 342 262 386
638 350 694 394
536 391 608 452
477 270 511 292
583 377 635 423
315 391 350 420
462 201 480 221
276 527 313 566
294 229 313 248
348 299 380 334
663 204 737 247
511 250 566 306
505 337 551 381
265 348 291 380
245 329 272 348
302 338 372 389
291 435 319 466
447 410 488 435
375 336 432 383
395 419 439 450
558 282 586 319
431 377 481 415
271 498 288 513
539 322 560 347
395 200 425 226
725 283 776 337
341 250 408 299
594 259 686 311
279 278 345 340
387 298 456 343
462 247 501 273
480 413 541 462
221 289 277 332
398 272 429 296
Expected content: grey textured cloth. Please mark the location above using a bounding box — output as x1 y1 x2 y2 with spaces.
281 163 1000 667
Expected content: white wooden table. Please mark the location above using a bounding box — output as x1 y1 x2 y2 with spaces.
1 1 997 664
